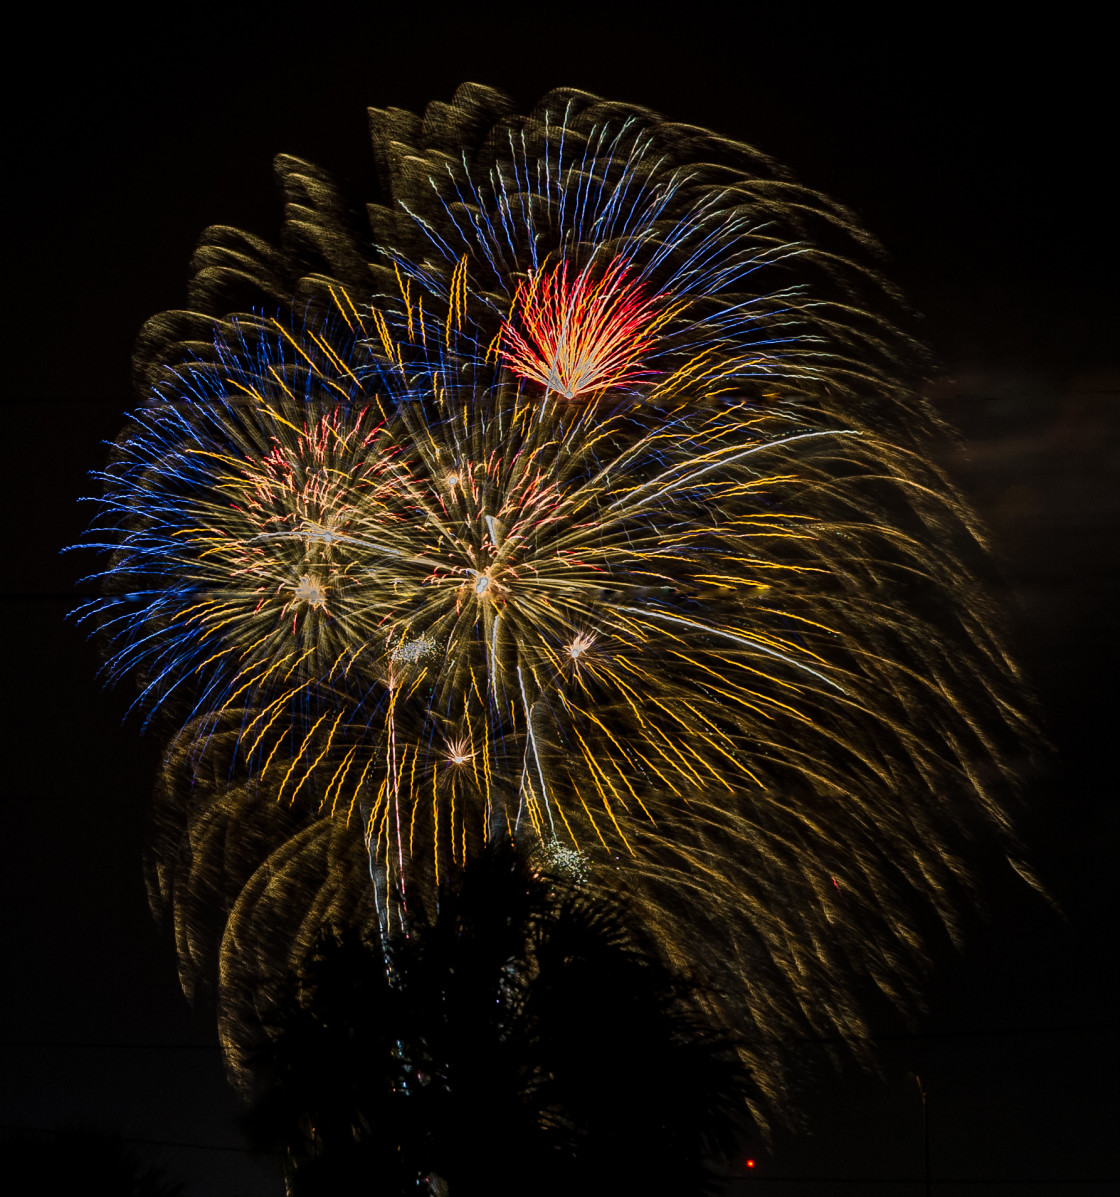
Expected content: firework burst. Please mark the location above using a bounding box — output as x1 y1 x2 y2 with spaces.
77 84 1036 1120
498 256 672 396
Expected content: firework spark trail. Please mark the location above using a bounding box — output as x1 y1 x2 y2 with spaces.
498 256 677 397
75 85 1037 1120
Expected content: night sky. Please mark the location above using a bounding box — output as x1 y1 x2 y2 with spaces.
5 7 1117 1194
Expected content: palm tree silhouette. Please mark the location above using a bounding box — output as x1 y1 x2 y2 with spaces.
240 845 756 1195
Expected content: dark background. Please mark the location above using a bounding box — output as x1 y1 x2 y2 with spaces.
4 6 1116 1194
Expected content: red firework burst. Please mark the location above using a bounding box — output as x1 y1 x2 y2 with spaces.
498 257 665 398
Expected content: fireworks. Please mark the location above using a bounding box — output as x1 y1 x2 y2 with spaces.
77 84 1036 1121
498 256 672 396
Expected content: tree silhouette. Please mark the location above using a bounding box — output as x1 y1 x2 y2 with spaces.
241 846 755 1195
